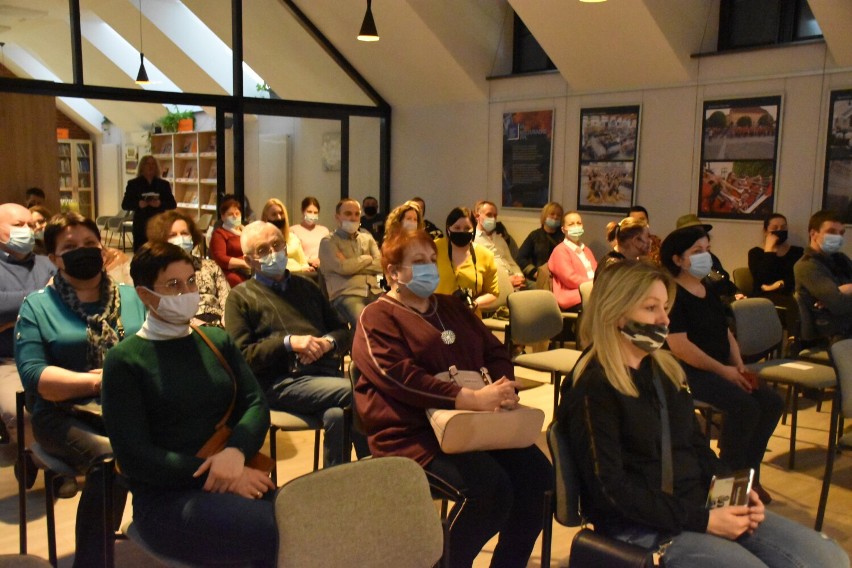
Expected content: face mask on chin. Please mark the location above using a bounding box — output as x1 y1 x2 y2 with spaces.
341 220 360 235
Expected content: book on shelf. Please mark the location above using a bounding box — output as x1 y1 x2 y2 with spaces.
161 141 173 154
183 189 198 204
207 192 217 205
207 164 217 178
205 138 217 152
162 166 171 178
181 141 193 153
77 145 89 157
183 164 195 179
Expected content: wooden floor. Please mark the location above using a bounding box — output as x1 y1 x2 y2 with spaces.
0 369 850 567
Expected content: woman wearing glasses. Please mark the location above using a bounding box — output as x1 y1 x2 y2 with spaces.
102 242 275 567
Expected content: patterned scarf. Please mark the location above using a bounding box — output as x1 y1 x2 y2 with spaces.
53 271 123 369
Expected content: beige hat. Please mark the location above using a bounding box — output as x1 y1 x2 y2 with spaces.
675 213 713 232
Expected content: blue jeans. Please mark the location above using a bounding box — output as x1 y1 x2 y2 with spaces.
132 487 277 567
266 375 369 467
332 293 378 330
609 511 848 568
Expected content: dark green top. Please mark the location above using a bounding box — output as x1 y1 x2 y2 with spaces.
101 326 269 492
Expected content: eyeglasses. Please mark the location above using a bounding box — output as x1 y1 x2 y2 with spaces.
154 275 198 294
254 240 286 257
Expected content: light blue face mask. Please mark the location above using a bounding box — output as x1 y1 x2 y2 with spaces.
686 251 713 279
399 263 440 298
482 217 497 233
259 250 288 277
3 226 35 256
168 235 194 254
545 218 561 230
821 233 845 255
223 215 241 230
565 226 584 240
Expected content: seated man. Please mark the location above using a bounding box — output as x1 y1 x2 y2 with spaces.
474 200 525 292
794 209 852 343
318 198 383 329
225 221 367 466
0 203 55 468
359 195 386 246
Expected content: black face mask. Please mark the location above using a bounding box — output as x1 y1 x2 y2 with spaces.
363 206 378 217
269 219 286 230
771 230 788 244
61 247 104 280
448 230 474 247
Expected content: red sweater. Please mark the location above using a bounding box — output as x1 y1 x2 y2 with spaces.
352 293 513 466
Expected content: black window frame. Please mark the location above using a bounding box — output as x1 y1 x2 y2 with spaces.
717 0 822 52
512 13 556 75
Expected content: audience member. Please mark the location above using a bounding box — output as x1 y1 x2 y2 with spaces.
28 205 51 255
147 210 230 327
260 198 313 275
548 210 597 310
411 197 443 239
474 200 525 291
121 155 176 252
318 198 383 329
383 200 423 241
210 198 251 287
675 214 741 302
628 205 662 265
597 216 650 275
662 226 783 503
352 229 552 568
360 195 386 245
517 201 564 284
558 260 848 568
435 207 499 315
794 209 852 342
748 212 803 329
226 221 367 466
25 187 45 208
289 196 329 269
102 242 275 567
15 212 145 567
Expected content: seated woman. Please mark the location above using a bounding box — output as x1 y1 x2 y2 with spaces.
662 226 784 503
517 201 564 285
434 207 499 315
260 198 315 277
383 200 423 241
748 213 803 326
210 198 251 287
102 242 275 567
28 204 51 255
352 229 552 568
597 216 651 275
557 260 848 568
289 196 329 270
548 210 597 310
15 212 146 567
147 210 230 326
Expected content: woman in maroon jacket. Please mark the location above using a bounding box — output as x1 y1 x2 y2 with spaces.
351 229 552 568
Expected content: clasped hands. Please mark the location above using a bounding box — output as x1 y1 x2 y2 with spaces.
290 335 333 365
194 447 274 500
477 377 521 412
707 489 765 540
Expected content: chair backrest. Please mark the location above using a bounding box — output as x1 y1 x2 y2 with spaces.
276 456 443 568
831 339 852 419
546 421 582 527
731 298 783 360
491 265 514 309
732 267 754 297
507 290 564 344
579 281 594 308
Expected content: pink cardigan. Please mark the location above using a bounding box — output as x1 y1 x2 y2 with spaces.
548 241 597 310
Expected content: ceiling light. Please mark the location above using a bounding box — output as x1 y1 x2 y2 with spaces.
134 0 149 84
357 0 379 42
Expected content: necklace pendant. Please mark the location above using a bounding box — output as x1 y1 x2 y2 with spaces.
441 329 456 345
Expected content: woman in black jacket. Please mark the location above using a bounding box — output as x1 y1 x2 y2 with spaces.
122 155 176 252
516 201 563 285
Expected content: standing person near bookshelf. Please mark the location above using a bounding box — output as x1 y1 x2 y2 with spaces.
122 155 176 252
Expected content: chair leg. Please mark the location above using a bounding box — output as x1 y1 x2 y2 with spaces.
781 385 792 426
44 469 58 567
541 490 553 568
100 459 116 568
815 391 841 531
789 385 799 470
16 394 27 556
312 430 321 471
269 427 279 486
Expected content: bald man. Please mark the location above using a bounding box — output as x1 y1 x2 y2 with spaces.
0 203 56 469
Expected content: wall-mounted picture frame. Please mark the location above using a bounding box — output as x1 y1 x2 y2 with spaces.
501 109 554 209
322 132 341 172
822 89 852 223
577 105 640 214
698 95 781 220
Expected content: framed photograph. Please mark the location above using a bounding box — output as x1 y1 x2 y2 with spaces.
322 132 341 171
577 105 640 213
698 96 781 220
501 110 554 209
822 89 852 223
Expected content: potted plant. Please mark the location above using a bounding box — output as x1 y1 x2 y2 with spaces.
158 106 195 133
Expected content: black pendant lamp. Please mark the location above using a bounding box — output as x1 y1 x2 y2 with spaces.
357 0 379 42
135 0 150 84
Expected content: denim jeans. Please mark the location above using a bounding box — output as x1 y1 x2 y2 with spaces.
266 375 369 467
132 487 277 568
31 407 128 568
332 293 378 330
609 510 849 568
426 446 553 568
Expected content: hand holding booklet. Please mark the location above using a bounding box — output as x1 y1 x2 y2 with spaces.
706 468 754 508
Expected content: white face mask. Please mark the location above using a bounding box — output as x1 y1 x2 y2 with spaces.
168 235 194 254
304 213 319 225
402 220 418 232
147 290 200 325
341 220 360 234
224 215 241 230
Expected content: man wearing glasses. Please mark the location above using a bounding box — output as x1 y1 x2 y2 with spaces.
225 221 367 467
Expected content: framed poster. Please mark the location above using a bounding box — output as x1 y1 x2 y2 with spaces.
577 105 640 213
823 89 852 223
699 96 781 220
501 110 554 209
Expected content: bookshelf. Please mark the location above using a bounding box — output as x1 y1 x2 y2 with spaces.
58 139 94 218
151 130 219 218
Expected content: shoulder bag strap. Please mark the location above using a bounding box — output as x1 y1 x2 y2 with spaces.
191 324 237 430
650 362 674 495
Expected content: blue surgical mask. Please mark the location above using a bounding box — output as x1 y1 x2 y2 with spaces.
259 250 288 277
223 215 241 230
565 226 584 240
545 218 561 230
168 235 195 254
399 263 440 298
821 234 845 255
482 217 497 233
4 226 35 256
687 251 713 279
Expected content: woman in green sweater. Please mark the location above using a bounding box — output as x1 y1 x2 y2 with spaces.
102 242 275 567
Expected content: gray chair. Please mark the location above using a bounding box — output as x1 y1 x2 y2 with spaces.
102 211 129 248
789 292 831 364
732 266 754 297
268 410 322 485
275 456 444 568
815 338 852 531
481 267 514 336
507 290 583 413
731 298 836 469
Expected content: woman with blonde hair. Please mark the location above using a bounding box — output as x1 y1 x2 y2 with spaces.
517 201 564 284
556 260 847 567
260 198 313 275
121 155 176 252
383 200 423 241
597 216 651 275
